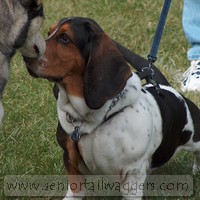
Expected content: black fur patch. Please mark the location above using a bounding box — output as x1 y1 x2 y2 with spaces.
28 3 44 19
147 87 192 168
13 2 44 49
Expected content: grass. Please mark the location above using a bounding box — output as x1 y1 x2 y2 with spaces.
0 0 200 199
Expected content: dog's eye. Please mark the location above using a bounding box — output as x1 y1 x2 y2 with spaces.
59 33 70 44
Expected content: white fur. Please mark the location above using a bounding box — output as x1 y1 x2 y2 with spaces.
58 73 162 199
58 73 198 200
19 16 46 57
57 73 142 134
63 185 85 200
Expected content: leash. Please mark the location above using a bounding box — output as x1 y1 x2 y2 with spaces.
138 0 172 94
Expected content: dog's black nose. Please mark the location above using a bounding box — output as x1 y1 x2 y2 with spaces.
23 56 39 78
34 45 40 55
23 56 35 66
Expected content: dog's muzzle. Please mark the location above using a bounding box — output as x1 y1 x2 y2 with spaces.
23 56 40 78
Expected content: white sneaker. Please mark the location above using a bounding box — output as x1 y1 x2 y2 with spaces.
181 60 200 92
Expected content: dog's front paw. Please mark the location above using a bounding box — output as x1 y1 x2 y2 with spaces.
63 185 85 200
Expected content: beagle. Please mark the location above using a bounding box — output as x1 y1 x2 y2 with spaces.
24 17 200 200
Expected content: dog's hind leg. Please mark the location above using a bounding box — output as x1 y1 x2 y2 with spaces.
193 151 200 174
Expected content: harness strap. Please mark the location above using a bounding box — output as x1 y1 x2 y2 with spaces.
137 69 163 96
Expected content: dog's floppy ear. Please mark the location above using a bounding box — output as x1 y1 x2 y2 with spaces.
83 22 132 109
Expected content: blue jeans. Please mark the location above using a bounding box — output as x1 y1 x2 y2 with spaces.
182 0 200 61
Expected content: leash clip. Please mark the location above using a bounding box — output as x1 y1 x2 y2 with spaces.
139 62 163 96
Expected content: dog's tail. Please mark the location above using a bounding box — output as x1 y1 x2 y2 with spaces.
115 42 170 86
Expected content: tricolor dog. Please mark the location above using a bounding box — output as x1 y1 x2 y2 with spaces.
0 0 45 124
24 17 200 199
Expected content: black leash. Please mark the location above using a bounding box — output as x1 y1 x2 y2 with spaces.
138 0 172 94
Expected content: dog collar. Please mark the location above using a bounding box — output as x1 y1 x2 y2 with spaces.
65 89 127 142
104 89 127 120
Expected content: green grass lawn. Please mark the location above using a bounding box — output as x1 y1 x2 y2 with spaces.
1 0 200 199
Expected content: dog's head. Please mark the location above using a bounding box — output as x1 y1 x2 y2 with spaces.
18 0 45 58
24 17 132 109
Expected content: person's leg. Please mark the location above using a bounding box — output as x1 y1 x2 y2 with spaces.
182 0 200 92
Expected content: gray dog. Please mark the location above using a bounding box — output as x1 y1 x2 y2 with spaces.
0 0 45 124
